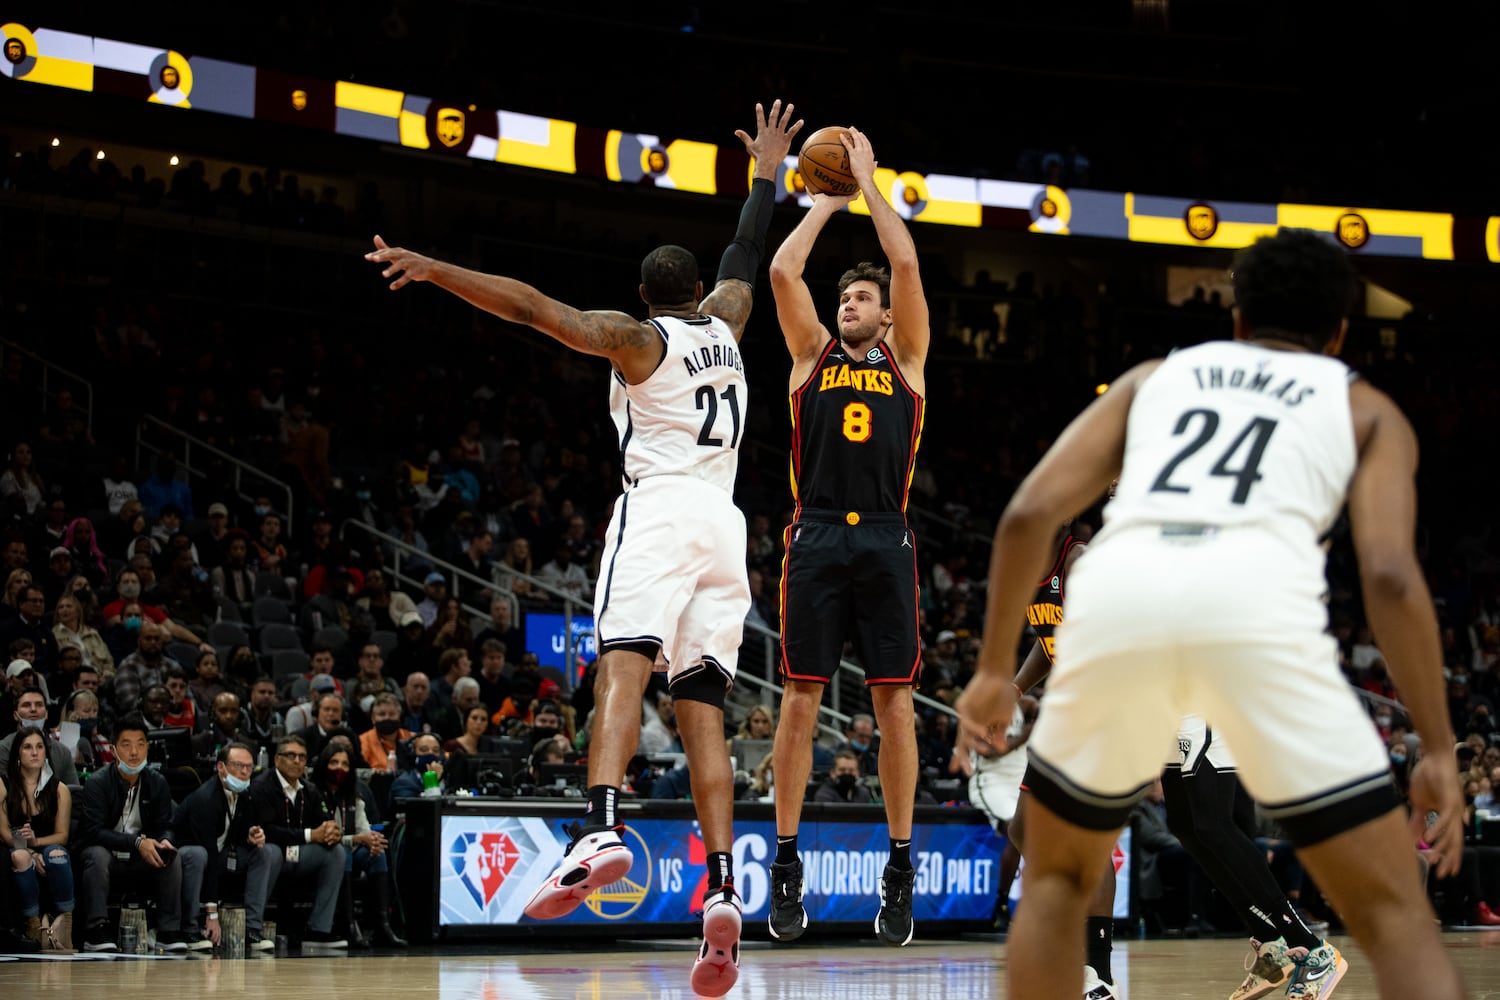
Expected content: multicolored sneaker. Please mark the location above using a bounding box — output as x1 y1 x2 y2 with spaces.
691 886 742 998
1284 941 1348 999
522 822 633 920
1227 937 1294 1000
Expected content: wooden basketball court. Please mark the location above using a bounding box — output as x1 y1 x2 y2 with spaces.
9 933 1499 998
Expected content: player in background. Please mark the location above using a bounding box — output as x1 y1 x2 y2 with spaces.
984 522 1122 999
766 126 931 947
366 100 802 998
1162 715 1336 1000
958 229 1465 1000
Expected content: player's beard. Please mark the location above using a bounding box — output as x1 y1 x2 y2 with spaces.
840 317 884 351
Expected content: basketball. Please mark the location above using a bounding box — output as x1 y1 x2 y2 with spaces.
797 126 859 197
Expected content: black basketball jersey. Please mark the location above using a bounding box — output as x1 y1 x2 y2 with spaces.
1025 535 1078 663
788 338 924 513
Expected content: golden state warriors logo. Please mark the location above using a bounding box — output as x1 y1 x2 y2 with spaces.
1185 203 1218 241
1336 212 1369 249
436 107 466 147
585 824 651 920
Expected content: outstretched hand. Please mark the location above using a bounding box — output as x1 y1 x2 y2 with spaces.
365 235 437 291
736 99 804 180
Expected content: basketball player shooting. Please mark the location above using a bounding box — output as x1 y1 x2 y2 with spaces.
766 126 931 948
957 229 1466 1000
365 100 802 998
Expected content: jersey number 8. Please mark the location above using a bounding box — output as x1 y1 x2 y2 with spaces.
841 402 872 443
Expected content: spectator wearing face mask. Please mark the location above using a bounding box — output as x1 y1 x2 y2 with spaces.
174 742 276 952
0 689 79 781
835 713 880 779
99 571 210 656
1372 706 1398 743
1466 700 1497 740
358 693 411 771
389 731 447 805
310 741 403 947
815 750 875 804
60 689 112 768
524 701 566 749
75 714 187 952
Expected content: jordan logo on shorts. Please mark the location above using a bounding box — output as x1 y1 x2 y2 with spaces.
901 532 911 548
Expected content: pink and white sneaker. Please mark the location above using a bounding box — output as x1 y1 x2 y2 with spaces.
523 823 633 920
691 886 743 998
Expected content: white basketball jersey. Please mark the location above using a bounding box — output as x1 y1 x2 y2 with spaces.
608 315 747 494
1102 341 1357 568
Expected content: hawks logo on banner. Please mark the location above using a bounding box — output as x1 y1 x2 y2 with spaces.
450 830 522 907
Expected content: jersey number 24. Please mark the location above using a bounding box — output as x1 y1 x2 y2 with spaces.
1149 407 1278 505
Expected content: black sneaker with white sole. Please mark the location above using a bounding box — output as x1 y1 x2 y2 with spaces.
875 864 915 946
82 921 118 953
767 860 808 942
302 929 348 950
157 930 190 953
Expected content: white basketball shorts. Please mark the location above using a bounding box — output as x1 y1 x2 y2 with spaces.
1028 525 1391 829
593 474 749 691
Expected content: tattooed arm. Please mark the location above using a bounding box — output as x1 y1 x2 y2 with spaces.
365 236 659 373
699 280 755 338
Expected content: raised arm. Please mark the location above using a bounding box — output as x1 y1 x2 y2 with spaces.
770 196 850 367
843 128 929 378
701 100 803 340
365 238 659 375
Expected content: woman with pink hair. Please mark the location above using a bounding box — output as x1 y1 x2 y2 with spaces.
63 518 109 588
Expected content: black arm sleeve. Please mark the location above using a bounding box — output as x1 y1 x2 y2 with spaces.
716 177 777 285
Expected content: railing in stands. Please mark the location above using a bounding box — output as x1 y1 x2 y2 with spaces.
135 415 297 533
0 336 95 440
338 519 957 742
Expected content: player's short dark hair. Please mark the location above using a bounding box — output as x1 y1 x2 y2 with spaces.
1231 229 1356 349
837 262 892 307
641 244 699 305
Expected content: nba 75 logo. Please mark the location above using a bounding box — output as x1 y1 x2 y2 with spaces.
450 831 523 907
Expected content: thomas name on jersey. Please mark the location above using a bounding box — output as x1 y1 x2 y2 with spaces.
681 342 744 377
1190 364 1315 407
818 364 895 395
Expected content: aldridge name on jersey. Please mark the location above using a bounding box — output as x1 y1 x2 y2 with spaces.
682 341 744 377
